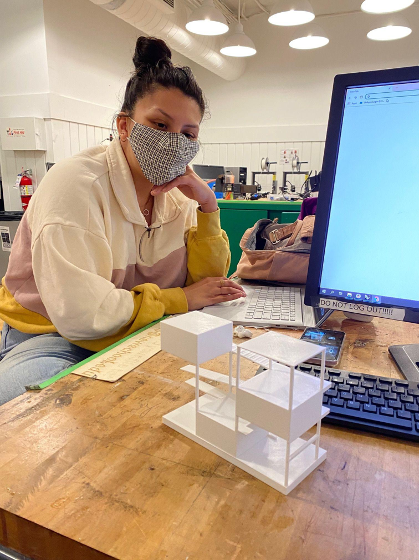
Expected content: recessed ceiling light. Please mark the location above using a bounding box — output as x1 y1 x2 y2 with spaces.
361 0 415 14
186 0 229 36
269 0 315 26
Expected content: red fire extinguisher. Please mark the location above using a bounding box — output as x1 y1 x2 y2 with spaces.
19 169 33 212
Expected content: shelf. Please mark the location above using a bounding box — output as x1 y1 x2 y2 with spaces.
238 331 325 367
181 365 230 385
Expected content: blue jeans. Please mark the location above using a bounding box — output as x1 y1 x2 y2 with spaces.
0 323 95 406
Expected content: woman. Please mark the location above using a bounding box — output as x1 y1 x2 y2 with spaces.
0 37 245 405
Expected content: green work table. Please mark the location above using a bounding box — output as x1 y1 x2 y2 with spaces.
217 200 302 276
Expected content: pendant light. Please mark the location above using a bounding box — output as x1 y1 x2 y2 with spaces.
186 0 229 36
220 0 256 57
367 14 412 40
361 0 415 14
269 0 315 26
289 23 329 49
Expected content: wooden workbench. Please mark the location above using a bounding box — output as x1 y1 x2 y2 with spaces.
0 314 418 560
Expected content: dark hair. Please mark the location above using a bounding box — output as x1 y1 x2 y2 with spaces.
121 37 206 118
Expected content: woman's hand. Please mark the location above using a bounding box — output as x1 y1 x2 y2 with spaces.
151 166 218 213
182 277 246 310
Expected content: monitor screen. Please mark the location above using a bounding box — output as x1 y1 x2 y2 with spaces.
193 165 225 181
305 67 419 323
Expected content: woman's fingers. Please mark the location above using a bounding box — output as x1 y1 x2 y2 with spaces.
212 278 246 296
151 175 193 195
150 170 218 210
220 279 246 291
182 276 246 310
150 183 170 195
218 286 246 296
212 292 244 303
165 175 193 190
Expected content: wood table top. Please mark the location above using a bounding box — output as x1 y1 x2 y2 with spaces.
0 313 418 560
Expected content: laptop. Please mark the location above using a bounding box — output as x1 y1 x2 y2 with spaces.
202 280 331 328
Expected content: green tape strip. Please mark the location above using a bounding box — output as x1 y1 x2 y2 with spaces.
25 316 168 391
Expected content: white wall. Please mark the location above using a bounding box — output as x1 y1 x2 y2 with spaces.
43 0 140 128
0 0 50 118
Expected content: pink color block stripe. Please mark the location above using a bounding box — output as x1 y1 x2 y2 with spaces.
5 214 51 319
112 246 188 290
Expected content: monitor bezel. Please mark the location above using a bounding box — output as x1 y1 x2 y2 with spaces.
305 66 419 324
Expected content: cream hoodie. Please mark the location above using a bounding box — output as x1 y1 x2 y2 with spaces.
0 139 230 351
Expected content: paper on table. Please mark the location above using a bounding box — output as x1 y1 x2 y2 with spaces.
73 324 161 382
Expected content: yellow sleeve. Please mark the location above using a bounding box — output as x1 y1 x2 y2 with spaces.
185 208 231 286
68 283 187 352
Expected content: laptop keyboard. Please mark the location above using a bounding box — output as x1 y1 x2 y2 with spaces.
245 286 298 322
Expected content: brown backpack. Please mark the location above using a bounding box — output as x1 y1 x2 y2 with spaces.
236 216 314 284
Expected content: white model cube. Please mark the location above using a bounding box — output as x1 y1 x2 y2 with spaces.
236 364 329 441
160 311 233 364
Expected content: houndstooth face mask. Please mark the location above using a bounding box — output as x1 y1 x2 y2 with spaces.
127 118 199 186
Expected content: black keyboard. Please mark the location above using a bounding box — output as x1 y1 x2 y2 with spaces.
296 364 419 441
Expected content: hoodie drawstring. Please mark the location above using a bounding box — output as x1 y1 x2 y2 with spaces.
138 225 162 262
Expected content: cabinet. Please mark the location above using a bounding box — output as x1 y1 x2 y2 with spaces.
218 200 302 276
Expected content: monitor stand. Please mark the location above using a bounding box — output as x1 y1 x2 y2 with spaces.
343 311 373 322
389 344 419 383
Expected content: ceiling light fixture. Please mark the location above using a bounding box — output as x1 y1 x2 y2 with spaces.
186 0 229 36
289 23 329 49
367 14 412 40
361 0 415 14
367 24 412 40
269 0 315 26
220 0 256 57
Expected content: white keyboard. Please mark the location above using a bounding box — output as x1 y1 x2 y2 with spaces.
244 286 298 322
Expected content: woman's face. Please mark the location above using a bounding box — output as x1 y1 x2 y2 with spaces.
131 86 202 139
117 87 202 180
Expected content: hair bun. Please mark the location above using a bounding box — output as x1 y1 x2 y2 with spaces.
133 37 172 71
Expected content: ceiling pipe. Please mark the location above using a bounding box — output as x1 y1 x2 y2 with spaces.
89 0 246 80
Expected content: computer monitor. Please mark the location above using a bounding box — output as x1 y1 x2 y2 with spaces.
193 164 225 181
305 66 419 326
305 67 419 382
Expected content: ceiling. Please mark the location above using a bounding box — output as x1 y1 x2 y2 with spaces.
199 0 419 26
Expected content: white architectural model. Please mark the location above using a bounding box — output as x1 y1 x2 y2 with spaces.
161 311 330 495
